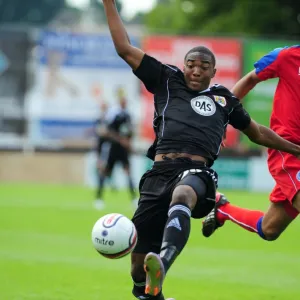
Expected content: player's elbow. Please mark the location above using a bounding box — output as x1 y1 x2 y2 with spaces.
116 47 129 58
241 71 261 90
248 70 261 85
263 230 281 241
262 224 283 241
231 71 260 98
115 44 133 59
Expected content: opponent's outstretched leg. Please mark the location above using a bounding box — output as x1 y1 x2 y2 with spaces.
202 192 298 241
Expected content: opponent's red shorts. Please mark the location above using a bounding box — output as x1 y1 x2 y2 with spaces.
267 149 300 218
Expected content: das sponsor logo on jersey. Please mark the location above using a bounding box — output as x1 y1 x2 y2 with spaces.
213 95 227 107
190 96 216 116
296 170 300 181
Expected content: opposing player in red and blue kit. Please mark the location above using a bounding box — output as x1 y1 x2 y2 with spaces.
203 45 300 241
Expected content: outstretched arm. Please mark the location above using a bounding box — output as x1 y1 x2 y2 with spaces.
103 0 145 70
243 120 300 158
231 70 261 100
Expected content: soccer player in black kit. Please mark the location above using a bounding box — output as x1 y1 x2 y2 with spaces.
102 1 300 299
94 101 111 209
95 95 137 209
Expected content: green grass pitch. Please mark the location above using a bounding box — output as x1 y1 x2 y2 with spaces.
1 183 300 299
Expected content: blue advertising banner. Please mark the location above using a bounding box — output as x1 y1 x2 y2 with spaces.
38 31 138 69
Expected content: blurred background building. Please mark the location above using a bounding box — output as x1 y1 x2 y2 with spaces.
0 0 299 191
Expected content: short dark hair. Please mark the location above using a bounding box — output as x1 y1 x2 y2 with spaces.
184 46 216 67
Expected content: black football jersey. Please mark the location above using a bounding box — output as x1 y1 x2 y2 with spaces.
107 108 133 139
133 54 251 165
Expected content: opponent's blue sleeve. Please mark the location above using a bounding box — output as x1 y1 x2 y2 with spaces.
254 47 288 80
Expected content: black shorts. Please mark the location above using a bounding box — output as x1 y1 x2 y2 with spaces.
105 143 130 172
96 140 111 162
96 138 104 154
132 158 218 254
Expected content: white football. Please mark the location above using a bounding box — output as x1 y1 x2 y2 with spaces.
91 213 138 259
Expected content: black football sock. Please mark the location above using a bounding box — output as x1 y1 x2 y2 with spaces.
96 174 105 199
160 203 191 273
128 175 136 199
132 282 165 300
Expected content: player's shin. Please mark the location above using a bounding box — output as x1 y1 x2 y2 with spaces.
128 175 136 199
160 203 191 273
218 203 265 235
96 174 105 199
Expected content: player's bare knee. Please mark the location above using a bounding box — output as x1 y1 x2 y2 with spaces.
261 225 282 241
123 166 130 173
292 191 300 212
171 185 197 210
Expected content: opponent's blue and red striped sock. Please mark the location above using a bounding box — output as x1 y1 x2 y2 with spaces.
217 203 266 238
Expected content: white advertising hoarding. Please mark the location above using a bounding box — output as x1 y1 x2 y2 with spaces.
26 30 140 143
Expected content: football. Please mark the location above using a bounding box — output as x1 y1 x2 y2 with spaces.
91 213 138 259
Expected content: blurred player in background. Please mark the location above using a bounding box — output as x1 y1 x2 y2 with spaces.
102 2 300 299
202 46 300 242
94 101 113 209
94 88 137 210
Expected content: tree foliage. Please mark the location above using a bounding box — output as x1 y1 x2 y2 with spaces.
0 0 123 26
145 0 300 38
0 0 66 24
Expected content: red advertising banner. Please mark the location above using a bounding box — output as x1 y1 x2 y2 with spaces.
140 36 242 147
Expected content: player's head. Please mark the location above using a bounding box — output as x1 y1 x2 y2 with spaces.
116 87 127 109
100 102 108 114
119 96 127 109
183 46 216 92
